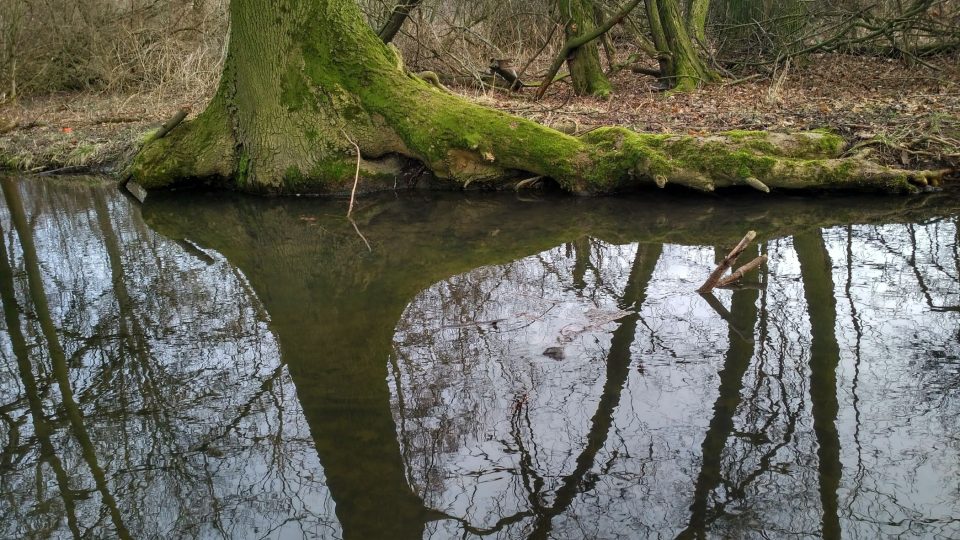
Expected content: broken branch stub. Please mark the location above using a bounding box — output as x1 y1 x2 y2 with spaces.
717 255 768 288
154 107 190 140
697 230 757 293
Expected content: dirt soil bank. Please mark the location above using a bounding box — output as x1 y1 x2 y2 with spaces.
1 54 958 182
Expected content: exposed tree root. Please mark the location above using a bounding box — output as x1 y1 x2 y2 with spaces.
128 0 951 197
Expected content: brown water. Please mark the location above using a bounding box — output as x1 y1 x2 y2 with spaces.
0 175 958 539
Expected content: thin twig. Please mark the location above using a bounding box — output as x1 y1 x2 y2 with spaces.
721 73 763 87
518 22 562 80
339 128 371 251
341 128 362 218
349 218 373 252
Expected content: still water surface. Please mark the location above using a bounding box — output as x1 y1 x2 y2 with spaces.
0 176 958 539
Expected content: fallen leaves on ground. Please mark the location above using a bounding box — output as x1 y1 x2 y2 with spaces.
1 53 957 175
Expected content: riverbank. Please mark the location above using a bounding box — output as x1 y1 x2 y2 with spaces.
1 54 958 179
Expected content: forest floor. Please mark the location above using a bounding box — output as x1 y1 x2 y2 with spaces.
0 53 958 178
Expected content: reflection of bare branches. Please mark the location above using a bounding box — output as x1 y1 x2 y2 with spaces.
873 224 959 312
526 244 661 539
843 226 867 514
187 363 287 453
635 314 680 360
0 179 338 538
391 241 663 537
510 397 547 513
0 223 83 538
3 178 133 539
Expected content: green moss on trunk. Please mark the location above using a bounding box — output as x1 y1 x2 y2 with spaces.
644 0 718 90
559 0 613 98
685 0 709 44
129 0 944 196
128 98 235 189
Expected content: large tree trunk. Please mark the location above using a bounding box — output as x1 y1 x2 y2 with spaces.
128 0 944 195
718 0 806 56
646 0 719 90
558 0 613 97
685 0 710 45
378 0 422 44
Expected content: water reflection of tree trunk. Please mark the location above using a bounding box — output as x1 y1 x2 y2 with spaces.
144 198 666 540
527 243 662 539
794 230 842 540
139 193 960 539
235 238 435 540
0 222 83 538
92 192 175 434
2 178 132 540
570 237 593 291
844 226 867 512
676 285 760 540
281 310 434 539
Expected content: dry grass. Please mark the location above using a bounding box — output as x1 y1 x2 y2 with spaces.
0 89 211 174
0 0 226 101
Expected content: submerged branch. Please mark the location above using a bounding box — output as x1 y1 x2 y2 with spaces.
698 231 757 293
717 255 769 288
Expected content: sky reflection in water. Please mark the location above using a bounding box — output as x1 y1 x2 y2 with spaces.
0 176 958 539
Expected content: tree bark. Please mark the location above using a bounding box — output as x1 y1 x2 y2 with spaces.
378 0 422 44
558 0 613 98
534 0 641 100
646 0 719 90
128 0 945 196
535 0 642 99
685 0 710 45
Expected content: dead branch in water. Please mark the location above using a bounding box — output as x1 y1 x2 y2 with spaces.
717 255 768 288
697 231 766 292
341 128 361 218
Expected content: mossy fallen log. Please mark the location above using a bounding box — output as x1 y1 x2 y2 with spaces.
127 0 950 197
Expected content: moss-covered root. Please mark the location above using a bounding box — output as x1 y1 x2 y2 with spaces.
126 0 946 197
126 100 236 190
574 128 943 194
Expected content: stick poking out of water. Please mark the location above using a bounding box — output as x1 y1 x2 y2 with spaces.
341 129 362 218
697 231 766 292
339 129 371 251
